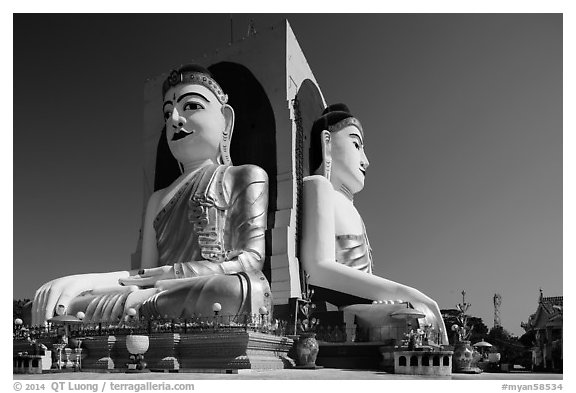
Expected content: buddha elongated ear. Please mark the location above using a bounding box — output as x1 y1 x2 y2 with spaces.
320 129 332 180
219 104 235 165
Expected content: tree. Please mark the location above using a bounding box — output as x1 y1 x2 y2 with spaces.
488 325 513 343
441 308 489 345
519 330 536 348
13 299 31 323
468 316 489 343
488 326 531 368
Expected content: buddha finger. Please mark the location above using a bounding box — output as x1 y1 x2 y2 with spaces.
32 286 48 325
37 284 53 320
101 293 122 323
118 276 143 286
32 285 46 324
120 275 158 287
31 287 41 322
90 285 138 295
110 292 131 322
119 276 142 286
91 295 112 322
55 283 85 317
124 288 159 316
137 266 168 277
84 297 101 322
44 284 66 322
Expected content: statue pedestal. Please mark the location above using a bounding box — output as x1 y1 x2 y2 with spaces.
81 335 125 371
79 331 293 372
316 342 386 370
178 330 293 371
146 333 180 372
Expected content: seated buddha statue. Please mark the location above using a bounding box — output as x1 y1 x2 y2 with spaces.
31 65 272 325
301 104 448 344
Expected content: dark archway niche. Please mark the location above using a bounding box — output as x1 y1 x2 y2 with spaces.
295 79 325 177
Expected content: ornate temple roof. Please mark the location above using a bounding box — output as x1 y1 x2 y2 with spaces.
522 294 563 332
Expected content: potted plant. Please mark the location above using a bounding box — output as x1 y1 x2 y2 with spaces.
293 287 321 368
451 291 481 373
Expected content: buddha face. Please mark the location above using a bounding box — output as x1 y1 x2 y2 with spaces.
163 83 227 165
329 125 369 195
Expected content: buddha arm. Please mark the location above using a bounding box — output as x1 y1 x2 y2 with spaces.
302 175 417 301
140 190 163 270
176 164 269 277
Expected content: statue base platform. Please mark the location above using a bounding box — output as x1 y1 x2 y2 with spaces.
82 335 125 371
77 331 293 372
293 365 324 370
146 333 180 371
454 367 482 374
125 367 150 373
316 341 387 370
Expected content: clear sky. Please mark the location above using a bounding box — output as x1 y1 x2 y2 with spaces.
12 14 562 336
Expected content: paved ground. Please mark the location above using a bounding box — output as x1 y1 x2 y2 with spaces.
13 369 563 380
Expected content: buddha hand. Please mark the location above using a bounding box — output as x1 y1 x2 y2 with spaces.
409 293 448 344
32 271 129 325
118 265 175 287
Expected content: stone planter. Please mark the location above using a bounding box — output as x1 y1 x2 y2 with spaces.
452 340 481 373
125 335 149 373
126 335 149 355
295 333 319 367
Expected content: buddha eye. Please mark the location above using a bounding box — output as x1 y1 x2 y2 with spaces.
183 102 203 111
163 111 172 120
353 141 360 150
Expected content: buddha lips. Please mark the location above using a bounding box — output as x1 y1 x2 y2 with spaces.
172 130 193 141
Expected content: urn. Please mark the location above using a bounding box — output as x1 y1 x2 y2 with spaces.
296 333 319 367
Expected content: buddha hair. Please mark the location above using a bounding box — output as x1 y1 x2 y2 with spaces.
309 103 362 174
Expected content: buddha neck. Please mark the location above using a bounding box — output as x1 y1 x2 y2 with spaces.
181 158 215 174
336 183 354 202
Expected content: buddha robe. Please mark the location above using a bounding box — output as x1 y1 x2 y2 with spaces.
68 164 272 322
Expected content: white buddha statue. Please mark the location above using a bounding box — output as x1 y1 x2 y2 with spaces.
31 65 272 325
301 104 448 344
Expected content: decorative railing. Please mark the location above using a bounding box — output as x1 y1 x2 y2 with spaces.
13 313 287 341
314 325 409 344
14 317 425 346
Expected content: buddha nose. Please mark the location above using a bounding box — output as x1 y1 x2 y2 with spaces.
171 108 185 128
361 151 370 170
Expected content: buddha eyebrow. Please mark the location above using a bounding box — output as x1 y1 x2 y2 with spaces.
177 92 210 103
348 133 364 146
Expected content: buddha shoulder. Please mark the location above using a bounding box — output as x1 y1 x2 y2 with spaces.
224 164 269 199
147 188 166 215
304 174 333 193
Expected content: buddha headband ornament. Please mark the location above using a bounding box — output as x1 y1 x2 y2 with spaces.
328 116 363 135
164 69 229 105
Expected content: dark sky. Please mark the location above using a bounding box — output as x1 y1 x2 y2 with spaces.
13 14 562 336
